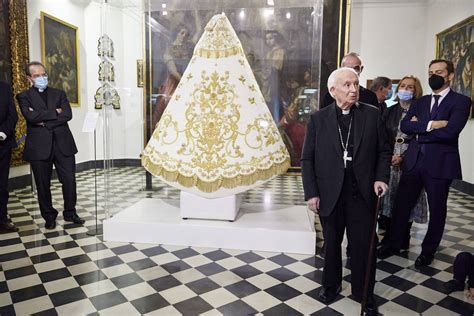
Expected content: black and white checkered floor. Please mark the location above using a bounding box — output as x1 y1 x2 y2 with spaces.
0 167 473 315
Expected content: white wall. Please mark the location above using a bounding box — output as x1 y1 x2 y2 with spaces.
10 0 144 178
349 0 474 184
349 1 428 87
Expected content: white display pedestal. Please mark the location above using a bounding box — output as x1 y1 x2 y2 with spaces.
103 198 316 254
180 191 242 221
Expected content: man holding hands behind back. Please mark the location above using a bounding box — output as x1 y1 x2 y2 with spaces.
301 67 391 315
16 61 84 230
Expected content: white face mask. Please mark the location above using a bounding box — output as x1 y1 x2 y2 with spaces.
397 90 413 101
33 76 48 91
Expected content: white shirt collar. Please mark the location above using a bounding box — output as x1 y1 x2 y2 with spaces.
430 87 450 111
432 87 450 98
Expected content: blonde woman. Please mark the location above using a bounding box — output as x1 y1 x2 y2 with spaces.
379 75 428 248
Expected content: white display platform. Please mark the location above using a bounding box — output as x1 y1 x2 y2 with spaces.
180 191 242 221
104 198 316 254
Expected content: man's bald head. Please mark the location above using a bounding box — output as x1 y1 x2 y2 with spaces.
341 52 363 76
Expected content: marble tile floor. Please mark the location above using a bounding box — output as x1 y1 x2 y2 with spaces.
0 167 472 315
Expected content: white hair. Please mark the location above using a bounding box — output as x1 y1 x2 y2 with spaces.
327 67 358 97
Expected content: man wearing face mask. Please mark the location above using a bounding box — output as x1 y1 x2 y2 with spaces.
16 61 84 230
369 76 392 114
321 52 379 109
378 59 471 267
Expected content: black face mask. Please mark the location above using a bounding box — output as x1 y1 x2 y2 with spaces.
429 74 446 90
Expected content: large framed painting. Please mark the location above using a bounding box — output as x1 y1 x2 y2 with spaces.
436 15 473 111
40 12 80 106
142 1 349 182
1 0 29 166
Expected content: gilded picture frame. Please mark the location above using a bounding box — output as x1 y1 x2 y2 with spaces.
436 15 473 116
137 59 144 87
2 0 29 166
40 12 80 106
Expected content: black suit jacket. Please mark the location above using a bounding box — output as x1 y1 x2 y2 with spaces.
301 102 391 216
321 86 379 109
400 90 471 180
16 87 77 161
0 82 18 150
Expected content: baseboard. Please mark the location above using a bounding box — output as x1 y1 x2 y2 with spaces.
451 179 474 196
10 160 472 197
8 174 32 191
8 158 141 191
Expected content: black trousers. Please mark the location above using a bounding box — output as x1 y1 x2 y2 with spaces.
30 139 77 222
0 147 12 222
389 155 451 256
321 170 376 297
453 252 474 288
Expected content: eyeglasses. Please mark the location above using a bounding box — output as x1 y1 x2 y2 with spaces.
31 73 48 79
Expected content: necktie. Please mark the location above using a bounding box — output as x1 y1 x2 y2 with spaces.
421 95 442 155
430 95 441 119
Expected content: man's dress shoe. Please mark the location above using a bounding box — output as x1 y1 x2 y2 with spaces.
415 254 434 267
363 296 379 316
64 215 85 225
0 221 19 233
443 279 465 293
318 285 341 304
377 246 399 259
45 221 56 230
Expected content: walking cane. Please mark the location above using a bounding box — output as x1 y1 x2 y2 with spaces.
360 188 383 316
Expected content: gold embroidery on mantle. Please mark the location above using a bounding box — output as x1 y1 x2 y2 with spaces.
142 156 290 194
193 14 243 59
142 13 290 196
142 69 289 192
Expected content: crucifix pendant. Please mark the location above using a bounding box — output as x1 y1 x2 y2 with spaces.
343 150 352 168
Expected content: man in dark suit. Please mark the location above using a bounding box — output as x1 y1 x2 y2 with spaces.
302 67 391 315
0 82 19 233
16 61 84 229
320 52 379 109
378 59 472 267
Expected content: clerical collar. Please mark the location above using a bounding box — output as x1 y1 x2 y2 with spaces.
34 86 48 93
335 106 353 117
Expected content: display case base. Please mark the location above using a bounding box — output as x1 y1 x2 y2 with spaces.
180 191 242 221
103 198 316 254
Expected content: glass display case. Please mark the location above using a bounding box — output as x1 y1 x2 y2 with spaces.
144 0 323 171
100 0 324 217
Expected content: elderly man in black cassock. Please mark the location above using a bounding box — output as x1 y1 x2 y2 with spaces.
301 67 391 315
